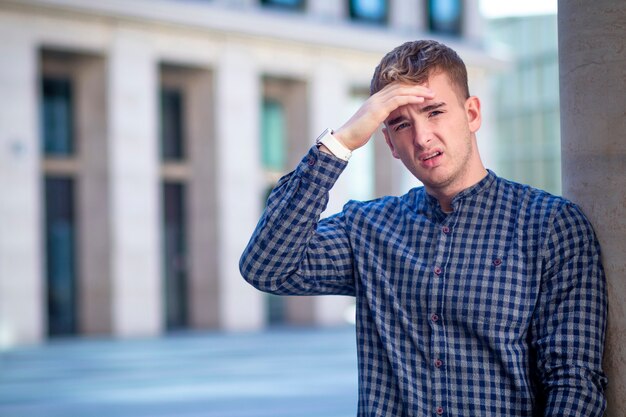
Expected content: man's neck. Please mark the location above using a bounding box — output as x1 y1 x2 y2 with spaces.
428 168 488 213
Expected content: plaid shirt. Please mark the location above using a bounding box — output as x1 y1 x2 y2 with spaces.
240 146 608 417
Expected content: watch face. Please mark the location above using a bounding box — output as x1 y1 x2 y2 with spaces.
316 128 332 143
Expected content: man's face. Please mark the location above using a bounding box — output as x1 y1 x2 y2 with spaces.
382 72 483 197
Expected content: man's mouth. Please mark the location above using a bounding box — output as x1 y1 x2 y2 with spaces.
422 151 442 161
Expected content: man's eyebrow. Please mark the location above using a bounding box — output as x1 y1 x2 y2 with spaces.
386 102 447 126
420 102 446 113
387 116 407 126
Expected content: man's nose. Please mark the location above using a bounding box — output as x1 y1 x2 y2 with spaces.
412 122 433 148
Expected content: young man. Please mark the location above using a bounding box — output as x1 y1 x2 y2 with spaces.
240 40 607 416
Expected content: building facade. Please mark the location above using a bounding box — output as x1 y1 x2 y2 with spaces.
0 0 498 346
486 13 561 195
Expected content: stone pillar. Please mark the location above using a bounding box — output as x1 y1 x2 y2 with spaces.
108 29 162 337
463 0 484 43
308 0 345 21
558 1 626 414
0 27 42 347
187 70 220 329
390 0 424 33
310 60 355 325
215 44 265 331
470 68 498 171
311 60 351 216
76 55 112 335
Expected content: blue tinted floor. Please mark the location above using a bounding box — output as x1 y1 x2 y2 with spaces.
0 326 358 417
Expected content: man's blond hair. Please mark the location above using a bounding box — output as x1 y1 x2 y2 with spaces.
370 40 469 101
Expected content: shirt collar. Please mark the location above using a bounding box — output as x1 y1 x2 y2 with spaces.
424 170 497 214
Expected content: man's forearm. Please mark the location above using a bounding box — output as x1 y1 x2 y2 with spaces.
239 146 353 296
534 202 608 416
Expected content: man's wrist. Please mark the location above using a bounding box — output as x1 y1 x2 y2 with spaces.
315 128 352 161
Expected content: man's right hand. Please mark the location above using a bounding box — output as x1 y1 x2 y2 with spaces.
331 83 435 151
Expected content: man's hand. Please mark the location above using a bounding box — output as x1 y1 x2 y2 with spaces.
332 83 435 151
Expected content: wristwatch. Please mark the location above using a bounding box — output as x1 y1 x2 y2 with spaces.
315 128 352 161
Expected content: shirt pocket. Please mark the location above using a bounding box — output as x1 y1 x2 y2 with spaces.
451 251 534 328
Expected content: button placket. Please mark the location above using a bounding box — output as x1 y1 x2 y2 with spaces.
429 221 453 417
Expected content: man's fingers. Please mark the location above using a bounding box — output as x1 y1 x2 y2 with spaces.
377 83 435 101
333 83 435 150
371 83 435 117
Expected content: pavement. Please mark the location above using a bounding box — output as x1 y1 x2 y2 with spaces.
0 326 358 417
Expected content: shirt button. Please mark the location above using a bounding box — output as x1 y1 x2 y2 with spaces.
436 406 444 415
307 157 316 166
442 226 450 234
434 359 443 368
493 258 502 266
433 266 442 275
431 314 439 323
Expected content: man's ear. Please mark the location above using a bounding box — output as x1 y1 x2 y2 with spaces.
465 96 482 133
382 127 400 159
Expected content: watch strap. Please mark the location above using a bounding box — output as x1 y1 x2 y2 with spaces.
316 128 352 161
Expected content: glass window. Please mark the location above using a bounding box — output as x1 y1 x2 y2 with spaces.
427 0 463 36
160 87 186 161
41 77 74 156
349 0 388 25
162 182 188 330
261 99 287 172
45 176 77 336
260 0 305 10
266 294 287 325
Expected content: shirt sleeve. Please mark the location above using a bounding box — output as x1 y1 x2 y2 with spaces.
239 145 356 297
532 201 608 416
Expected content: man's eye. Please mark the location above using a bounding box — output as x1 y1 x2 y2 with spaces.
394 122 410 132
429 110 443 118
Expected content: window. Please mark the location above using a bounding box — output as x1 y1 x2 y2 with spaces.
261 99 287 172
349 0 388 25
160 87 186 161
260 0 305 10
41 77 74 156
162 182 188 330
426 0 463 36
267 294 287 325
45 176 78 336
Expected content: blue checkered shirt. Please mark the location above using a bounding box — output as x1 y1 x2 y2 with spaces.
240 146 608 416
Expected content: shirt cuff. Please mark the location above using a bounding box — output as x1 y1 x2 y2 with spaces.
295 145 348 190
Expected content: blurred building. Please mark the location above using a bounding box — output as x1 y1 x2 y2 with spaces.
0 0 499 346
486 13 561 194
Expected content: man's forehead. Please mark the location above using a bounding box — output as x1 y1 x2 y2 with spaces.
385 99 444 123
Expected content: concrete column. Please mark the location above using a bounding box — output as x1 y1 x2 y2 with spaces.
463 0 484 43
373 129 396 196
558 1 626 415
469 68 498 171
76 56 112 335
310 61 355 325
215 44 265 331
108 29 162 337
390 0 423 33
187 70 220 329
0 26 43 347
311 60 351 216
308 0 345 21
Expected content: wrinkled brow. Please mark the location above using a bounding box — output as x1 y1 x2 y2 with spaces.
386 102 446 126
